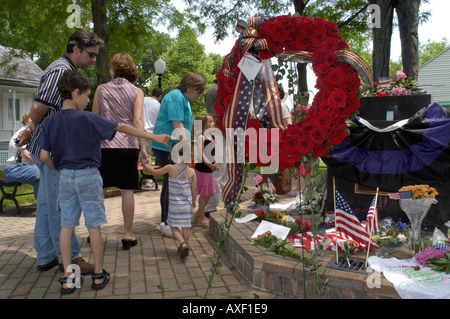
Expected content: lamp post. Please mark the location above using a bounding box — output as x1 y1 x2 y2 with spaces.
154 58 166 89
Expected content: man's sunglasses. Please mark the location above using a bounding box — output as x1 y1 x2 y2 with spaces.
82 49 98 58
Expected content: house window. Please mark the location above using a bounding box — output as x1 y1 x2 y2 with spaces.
8 98 20 122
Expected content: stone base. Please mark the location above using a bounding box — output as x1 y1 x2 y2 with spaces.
209 204 404 299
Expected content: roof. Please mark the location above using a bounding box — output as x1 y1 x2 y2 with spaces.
419 46 450 70
0 45 43 85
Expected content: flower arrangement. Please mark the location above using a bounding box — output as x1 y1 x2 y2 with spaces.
279 212 312 235
367 70 418 97
213 14 361 170
371 220 409 248
400 185 438 199
415 247 450 273
253 183 278 208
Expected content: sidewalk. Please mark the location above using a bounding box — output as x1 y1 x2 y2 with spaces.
0 188 292 299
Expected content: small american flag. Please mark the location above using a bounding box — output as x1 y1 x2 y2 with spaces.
365 195 380 234
387 190 413 200
335 189 378 250
267 178 276 191
252 172 263 186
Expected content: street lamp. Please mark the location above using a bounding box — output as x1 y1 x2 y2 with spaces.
154 58 166 89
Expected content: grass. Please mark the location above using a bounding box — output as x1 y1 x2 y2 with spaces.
0 171 36 208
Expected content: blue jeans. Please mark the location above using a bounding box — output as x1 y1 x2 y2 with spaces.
3 163 40 199
59 168 106 228
152 148 173 224
31 154 81 265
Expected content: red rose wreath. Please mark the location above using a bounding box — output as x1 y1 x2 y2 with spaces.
214 14 373 208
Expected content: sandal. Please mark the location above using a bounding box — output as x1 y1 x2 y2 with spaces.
121 238 138 250
91 269 110 290
197 219 210 228
58 276 83 295
178 242 189 258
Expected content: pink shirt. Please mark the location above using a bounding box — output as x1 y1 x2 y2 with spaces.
98 77 139 149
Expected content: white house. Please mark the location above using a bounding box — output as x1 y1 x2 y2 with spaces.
0 46 42 165
417 47 450 107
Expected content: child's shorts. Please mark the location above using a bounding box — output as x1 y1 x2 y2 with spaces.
195 169 216 196
58 167 107 228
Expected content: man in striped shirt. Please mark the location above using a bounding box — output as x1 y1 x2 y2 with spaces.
20 30 103 274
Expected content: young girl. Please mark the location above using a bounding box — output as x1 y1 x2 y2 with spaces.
143 140 197 258
193 114 219 228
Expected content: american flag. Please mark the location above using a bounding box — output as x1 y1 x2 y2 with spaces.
387 190 413 200
252 172 263 186
267 178 276 191
334 189 378 250
364 195 380 234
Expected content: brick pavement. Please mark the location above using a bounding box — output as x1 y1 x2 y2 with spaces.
0 188 293 300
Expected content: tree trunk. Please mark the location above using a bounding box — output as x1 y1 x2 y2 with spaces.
91 0 110 84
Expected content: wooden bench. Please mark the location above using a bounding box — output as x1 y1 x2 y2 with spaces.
137 166 159 190
0 178 34 216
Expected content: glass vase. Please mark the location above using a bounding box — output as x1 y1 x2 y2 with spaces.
399 198 437 255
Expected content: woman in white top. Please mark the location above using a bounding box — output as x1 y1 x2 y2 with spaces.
3 112 40 198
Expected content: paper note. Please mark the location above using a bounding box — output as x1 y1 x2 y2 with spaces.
237 53 263 81
235 213 258 223
251 220 291 240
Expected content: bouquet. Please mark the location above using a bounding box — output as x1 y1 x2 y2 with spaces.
415 247 450 273
372 220 409 248
399 185 438 199
253 183 278 208
370 70 418 97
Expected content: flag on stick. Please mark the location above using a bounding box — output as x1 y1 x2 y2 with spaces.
334 189 378 250
252 172 263 186
365 195 380 234
267 178 276 191
387 190 413 200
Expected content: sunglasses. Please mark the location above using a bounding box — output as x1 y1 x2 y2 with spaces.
82 49 98 58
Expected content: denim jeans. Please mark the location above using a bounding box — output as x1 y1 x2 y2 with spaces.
152 148 173 224
59 168 106 228
31 154 81 264
3 163 40 199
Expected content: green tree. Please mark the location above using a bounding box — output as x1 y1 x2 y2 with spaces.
160 26 217 118
419 38 449 66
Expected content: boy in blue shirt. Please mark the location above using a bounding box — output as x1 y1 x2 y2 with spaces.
39 70 169 294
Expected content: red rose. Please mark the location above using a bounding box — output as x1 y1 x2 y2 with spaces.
295 34 312 51
311 110 332 129
313 62 331 77
279 147 300 169
346 71 361 92
255 192 262 199
322 37 339 52
328 89 347 109
312 143 329 158
296 135 313 155
300 22 315 36
309 127 327 145
325 66 346 87
327 127 348 146
222 75 236 94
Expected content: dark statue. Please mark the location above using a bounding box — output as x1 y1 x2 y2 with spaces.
368 0 421 80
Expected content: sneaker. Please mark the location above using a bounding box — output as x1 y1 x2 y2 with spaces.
59 257 95 275
160 222 173 238
37 256 59 272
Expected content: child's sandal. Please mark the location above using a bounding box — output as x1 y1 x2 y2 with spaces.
178 242 189 258
58 276 82 295
91 269 110 290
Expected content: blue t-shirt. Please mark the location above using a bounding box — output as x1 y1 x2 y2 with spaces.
39 109 118 170
151 88 192 152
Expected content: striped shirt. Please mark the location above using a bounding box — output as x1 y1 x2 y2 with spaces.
27 55 76 157
98 77 139 149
